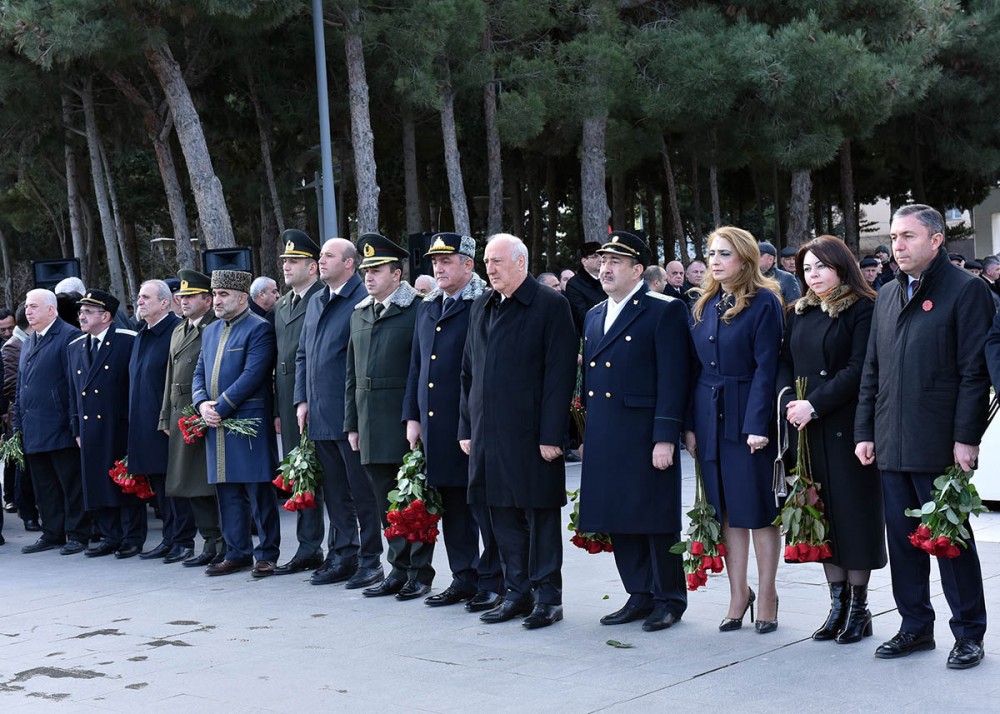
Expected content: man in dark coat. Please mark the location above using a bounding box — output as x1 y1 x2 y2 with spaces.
3 305 39 531
129 280 193 562
15 289 86 554
857 204 992 670
759 242 801 304
563 241 604 333
193 270 280 577
159 270 223 567
402 232 504 611
295 238 382 589
68 290 145 558
459 233 577 629
578 232 691 632
346 234 430 599
272 230 327 576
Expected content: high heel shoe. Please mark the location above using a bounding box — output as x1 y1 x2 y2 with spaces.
719 588 755 631
755 595 779 634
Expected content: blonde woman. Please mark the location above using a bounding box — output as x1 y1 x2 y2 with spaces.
684 227 784 633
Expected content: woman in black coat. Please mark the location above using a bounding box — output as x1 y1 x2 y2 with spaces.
778 235 887 645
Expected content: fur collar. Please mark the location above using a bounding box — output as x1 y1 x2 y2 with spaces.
423 273 487 303
794 284 860 318
354 281 420 310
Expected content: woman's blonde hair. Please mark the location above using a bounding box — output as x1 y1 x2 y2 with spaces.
690 226 782 324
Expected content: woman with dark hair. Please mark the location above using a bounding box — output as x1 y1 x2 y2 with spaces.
778 235 886 644
685 226 784 634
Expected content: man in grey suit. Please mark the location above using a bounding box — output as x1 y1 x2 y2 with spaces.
272 230 328 576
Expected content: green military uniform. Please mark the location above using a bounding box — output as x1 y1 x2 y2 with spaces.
273 279 324 454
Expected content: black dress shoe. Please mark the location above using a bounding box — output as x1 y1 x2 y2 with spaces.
163 546 194 564
60 540 86 555
947 638 985 669
274 554 325 576
466 591 503 613
396 581 432 601
480 597 534 624
210 552 226 565
84 541 119 558
205 559 252 576
345 566 385 590
642 604 680 632
363 577 406 597
875 631 936 659
523 604 564 629
182 550 216 567
22 538 60 554
115 545 141 559
24 520 41 532
311 559 359 586
139 542 171 560
426 586 475 607
601 602 653 626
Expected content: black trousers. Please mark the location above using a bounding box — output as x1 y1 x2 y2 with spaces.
15 463 38 524
438 486 503 594
610 532 686 616
27 447 87 544
217 481 280 563
147 474 197 548
490 506 562 606
188 495 223 555
293 488 327 561
93 505 147 547
882 470 987 640
367 463 434 584
314 439 375 567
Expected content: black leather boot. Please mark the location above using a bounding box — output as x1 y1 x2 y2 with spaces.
812 581 848 641
836 584 873 644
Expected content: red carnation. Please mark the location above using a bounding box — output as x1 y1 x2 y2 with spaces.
587 540 603 554
283 500 298 512
711 555 724 573
784 544 799 561
716 543 727 557
690 540 704 556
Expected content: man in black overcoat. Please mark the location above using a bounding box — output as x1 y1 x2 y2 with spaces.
856 204 992 670
402 232 504 612
459 233 577 629
563 241 604 334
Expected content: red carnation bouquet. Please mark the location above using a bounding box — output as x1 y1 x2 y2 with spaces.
670 457 725 590
773 377 832 563
273 426 321 511
108 456 156 499
178 404 261 444
567 489 613 554
384 443 442 544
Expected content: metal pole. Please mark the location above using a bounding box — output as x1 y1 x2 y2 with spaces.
315 171 324 242
312 0 338 240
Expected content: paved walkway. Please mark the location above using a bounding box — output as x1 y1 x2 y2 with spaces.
1 453 998 712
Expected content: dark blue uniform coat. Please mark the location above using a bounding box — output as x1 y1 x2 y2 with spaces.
14 317 80 454
578 287 691 534
294 274 367 441
127 312 181 473
193 309 277 484
67 327 139 510
689 289 783 529
402 275 487 488
459 274 577 509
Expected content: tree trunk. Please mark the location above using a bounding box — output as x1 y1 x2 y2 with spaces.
0 225 13 308
401 109 422 236
483 78 503 237
439 79 471 236
98 139 138 300
144 42 235 249
772 164 782 243
812 186 824 246
839 140 859 254
709 163 721 230
545 157 559 271
80 77 127 301
61 90 88 279
611 173 627 230
691 156 702 246
660 136 688 258
507 154 523 238
581 113 611 245
81 200 98 287
246 63 285 233
260 193 279 279
643 187 658 262
660 183 675 260
787 169 812 248
527 166 543 274
344 13 380 234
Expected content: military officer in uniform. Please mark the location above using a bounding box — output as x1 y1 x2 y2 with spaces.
402 232 505 611
578 232 692 631
68 290 145 558
272 230 327 576
347 234 432 600
193 270 280 577
159 269 224 567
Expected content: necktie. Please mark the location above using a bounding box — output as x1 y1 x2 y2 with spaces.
92 336 100 358
86 336 93 366
292 293 301 309
374 303 385 319
909 278 921 301
443 297 455 314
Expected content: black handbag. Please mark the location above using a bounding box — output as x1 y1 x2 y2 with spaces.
773 386 792 506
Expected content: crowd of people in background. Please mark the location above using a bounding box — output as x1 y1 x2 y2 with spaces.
0 206 996 670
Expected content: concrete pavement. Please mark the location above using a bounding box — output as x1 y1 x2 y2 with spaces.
1 452 998 712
